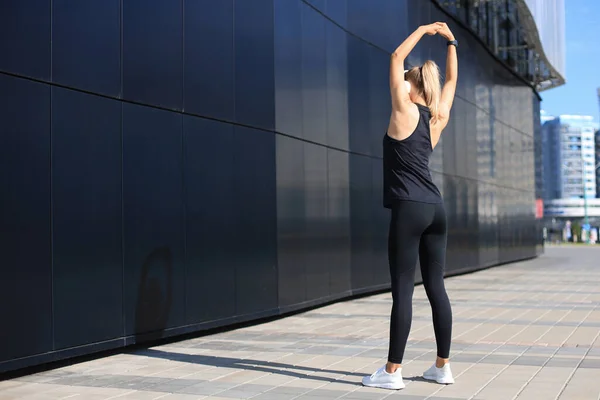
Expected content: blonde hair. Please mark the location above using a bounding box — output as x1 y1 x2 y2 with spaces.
405 60 441 121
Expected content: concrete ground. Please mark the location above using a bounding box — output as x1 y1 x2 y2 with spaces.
1 246 599 400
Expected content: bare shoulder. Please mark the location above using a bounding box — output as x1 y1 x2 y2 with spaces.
387 103 420 141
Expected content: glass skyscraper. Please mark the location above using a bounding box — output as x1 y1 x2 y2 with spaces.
542 115 599 200
596 88 600 198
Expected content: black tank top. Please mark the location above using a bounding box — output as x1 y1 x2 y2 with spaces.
383 103 442 208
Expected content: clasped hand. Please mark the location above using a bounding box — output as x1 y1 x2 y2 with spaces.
421 22 455 41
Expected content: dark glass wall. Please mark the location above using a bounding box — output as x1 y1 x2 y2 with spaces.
0 0 540 373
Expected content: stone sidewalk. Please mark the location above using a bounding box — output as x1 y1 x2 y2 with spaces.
1 246 600 400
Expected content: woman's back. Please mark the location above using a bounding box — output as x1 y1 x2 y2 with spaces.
383 103 441 208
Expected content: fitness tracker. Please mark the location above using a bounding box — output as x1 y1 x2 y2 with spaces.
447 40 458 48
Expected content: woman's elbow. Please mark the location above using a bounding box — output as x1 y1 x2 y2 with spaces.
391 51 404 61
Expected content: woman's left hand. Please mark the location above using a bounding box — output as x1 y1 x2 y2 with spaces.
421 22 443 36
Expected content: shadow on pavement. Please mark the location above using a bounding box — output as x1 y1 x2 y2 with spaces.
402 375 432 383
138 348 365 386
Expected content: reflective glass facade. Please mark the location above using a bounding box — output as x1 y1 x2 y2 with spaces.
0 0 541 372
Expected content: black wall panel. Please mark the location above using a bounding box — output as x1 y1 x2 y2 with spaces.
233 0 275 130
368 46 390 158
122 104 185 337
301 5 327 144
184 116 236 324
327 149 351 296
274 0 303 139
350 154 376 290
370 157 389 286
377 1 409 53
0 0 541 372
233 126 278 315
277 135 307 308
325 23 349 150
304 0 325 11
184 0 234 120
347 35 371 155
325 0 347 27
51 88 123 349
304 143 330 300
0 75 52 362
123 0 183 110
346 0 373 44
52 0 120 96
0 0 51 80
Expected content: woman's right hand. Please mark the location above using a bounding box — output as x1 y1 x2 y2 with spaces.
437 23 455 41
421 22 443 36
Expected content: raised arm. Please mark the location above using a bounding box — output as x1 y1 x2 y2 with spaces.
390 23 442 111
437 23 458 122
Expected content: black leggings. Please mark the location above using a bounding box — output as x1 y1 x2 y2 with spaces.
387 200 452 364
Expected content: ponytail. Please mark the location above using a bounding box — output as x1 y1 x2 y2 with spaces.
420 60 442 121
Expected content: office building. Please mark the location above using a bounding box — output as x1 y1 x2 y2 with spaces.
542 115 598 200
542 115 600 220
537 110 557 201
544 198 600 219
0 0 564 372
561 116 597 199
597 87 600 198
541 116 562 200
596 129 600 198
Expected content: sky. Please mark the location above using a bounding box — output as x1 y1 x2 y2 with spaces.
539 0 600 122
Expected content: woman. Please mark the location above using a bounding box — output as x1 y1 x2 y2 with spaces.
362 22 458 390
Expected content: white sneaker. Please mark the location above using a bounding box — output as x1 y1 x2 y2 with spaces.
423 363 455 384
362 365 405 390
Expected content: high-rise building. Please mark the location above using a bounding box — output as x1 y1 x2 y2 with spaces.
562 116 597 199
537 110 555 200
542 115 599 200
596 88 600 198
596 129 600 198
541 116 561 200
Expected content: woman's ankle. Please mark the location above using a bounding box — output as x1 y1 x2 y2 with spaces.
386 361 401 373
435 357 449 368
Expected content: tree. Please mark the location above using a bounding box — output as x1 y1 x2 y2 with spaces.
571 221 582 243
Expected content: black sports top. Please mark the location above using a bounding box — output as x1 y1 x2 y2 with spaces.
383 103 442 208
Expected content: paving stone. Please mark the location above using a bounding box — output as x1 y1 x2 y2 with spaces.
339 392 389 400
511 355 550 367
174 382 228 396
578 357 600 369
556 368 600 399
449 353 486 363
544 357 582 368
479 354 518 365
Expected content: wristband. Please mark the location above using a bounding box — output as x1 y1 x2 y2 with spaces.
447 40 458 48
